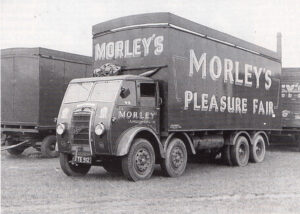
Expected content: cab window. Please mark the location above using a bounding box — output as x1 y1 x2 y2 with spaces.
140 83 156 107
118 81 136 106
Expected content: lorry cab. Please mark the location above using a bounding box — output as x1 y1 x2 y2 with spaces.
57 74 163 180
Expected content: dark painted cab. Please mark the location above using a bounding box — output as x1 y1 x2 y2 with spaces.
57 75 160 158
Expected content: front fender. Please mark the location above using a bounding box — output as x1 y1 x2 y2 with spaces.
115 126 165 158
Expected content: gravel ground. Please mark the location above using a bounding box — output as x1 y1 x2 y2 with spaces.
1 144 300 214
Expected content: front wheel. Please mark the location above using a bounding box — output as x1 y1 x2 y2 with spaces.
250 135 266 163
121 138 155 181
59 153 91 176
161 138 187 177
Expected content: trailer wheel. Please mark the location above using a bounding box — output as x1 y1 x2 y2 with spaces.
121 138 155 181
161 138 187 177
5 140 26 156
250 135 266 163
59 153 91 176
221 145 233 166
230 136 250 167
41 135 58 158
102 159 123 175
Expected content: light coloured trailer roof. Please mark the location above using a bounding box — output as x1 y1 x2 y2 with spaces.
92 12 280 61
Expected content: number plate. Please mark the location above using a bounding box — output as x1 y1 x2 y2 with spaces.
73 155 92 164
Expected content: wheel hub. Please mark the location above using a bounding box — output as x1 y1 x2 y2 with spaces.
255 142 263 156
135 148 151 172
238 144 246 160
171 147 184 168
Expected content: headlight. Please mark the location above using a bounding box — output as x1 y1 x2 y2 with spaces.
95 123 105 136
56 123 66 135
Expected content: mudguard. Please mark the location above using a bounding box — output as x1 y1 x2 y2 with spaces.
226 131 252 145
250 131 269 146
163 132 196 155
115 126 165 158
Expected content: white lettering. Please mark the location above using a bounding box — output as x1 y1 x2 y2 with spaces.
209 56 222 80
189 50 206 78
154 36 164 55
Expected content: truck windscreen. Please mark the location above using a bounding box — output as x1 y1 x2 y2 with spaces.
89 80 121 102
63 82 93 103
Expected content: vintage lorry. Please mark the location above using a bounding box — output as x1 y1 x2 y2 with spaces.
56 13 283 181
1 48 92 157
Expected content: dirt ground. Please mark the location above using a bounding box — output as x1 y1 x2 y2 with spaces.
1 143 300 214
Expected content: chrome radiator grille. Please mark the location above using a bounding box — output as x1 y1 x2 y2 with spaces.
72 111 91 145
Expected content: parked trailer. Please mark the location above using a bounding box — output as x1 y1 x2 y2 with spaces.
57 13 282 181
271 68 300 150
1 48 92 157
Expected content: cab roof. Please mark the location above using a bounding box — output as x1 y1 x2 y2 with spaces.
70 75 153 83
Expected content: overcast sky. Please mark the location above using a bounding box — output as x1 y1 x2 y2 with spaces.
1 0 299 67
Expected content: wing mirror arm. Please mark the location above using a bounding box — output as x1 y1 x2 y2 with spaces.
158 97 163 106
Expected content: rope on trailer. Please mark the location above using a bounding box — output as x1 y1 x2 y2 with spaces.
1 140 29 151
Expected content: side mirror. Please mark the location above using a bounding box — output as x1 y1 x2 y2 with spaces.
120 87 130 98
158 97 163 105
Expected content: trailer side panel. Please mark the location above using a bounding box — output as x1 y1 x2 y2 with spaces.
1 49 39 125
168 28 282 131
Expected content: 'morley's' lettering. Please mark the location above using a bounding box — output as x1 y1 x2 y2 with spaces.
189 49 272 90
118 110 156 120
95 34 164 61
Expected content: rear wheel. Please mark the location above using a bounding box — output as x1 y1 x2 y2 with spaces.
161 138 187 177
230 136 250 167
41 135 59 158
5 139 26 156
121 138 155 181
59 153 91 176
250 135 266 163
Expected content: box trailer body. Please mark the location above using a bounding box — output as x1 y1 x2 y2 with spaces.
1 48 92 157
280 68 300 128
57 13 283 180
92 13 282 132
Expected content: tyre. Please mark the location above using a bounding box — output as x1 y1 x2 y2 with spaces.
161 138 187 177
230 136 250 167
121 138 155 181
41 135 59 158
5 140 26 156
250 135 266 163
102 159 123 175
221 145 233 166
59 153 91 176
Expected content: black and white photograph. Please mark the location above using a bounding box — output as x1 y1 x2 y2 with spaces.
1 0 300 213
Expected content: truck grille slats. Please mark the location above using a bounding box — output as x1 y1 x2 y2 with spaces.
72 112 91 145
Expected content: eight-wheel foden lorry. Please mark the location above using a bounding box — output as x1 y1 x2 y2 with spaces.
1 48 92 157
57 13 283 181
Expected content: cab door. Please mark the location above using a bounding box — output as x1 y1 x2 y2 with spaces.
136 81 160 134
